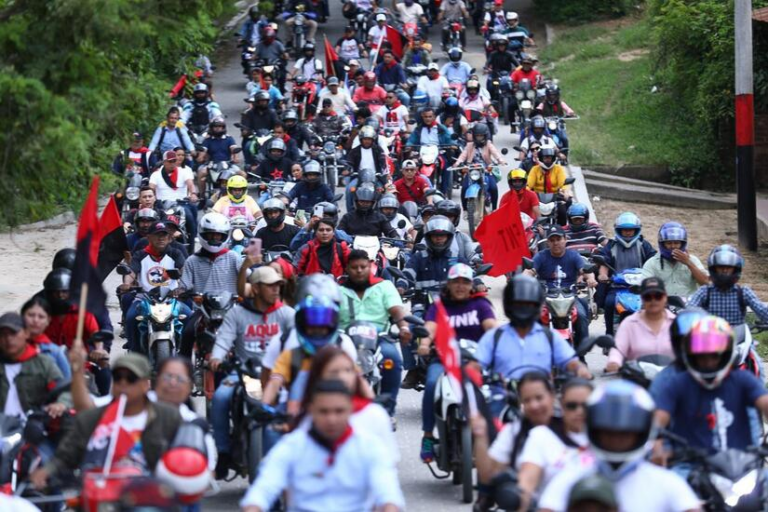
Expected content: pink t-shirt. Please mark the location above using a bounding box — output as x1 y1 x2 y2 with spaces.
353 86 387 113
608 309 675 365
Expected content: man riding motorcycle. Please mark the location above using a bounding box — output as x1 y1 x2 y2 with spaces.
283 0 319 45
435 199 476 263
454 123 504 209
441 48 473 85
642 222 709 298
338 187 399 238
258 198 303 250
564 202 607 249
526 145 570 224
483 35 519 96
285 160 335 211
499 168 540 219
242 90 280 133
255 138 294 181
312 98 351 137
181 83 222 129
291 42 324 80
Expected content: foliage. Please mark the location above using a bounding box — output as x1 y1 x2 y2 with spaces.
532 0 636 24
0 0 229 226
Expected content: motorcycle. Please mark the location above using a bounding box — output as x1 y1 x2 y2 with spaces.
290 76 320 121
160 198 194 252
190 291 238 400
406 64 428 93
513 78 536 128
663 429 768 512
380 237 408 271
733 323 768 378
290 11 309 58
534 177 575 227
317 134 347 187
591 255 645 328
453 156 508 239
445 19 465 51
353 236 388 277
229 215 257 255
345 320 384 393
540 283 582 348
115 170 145 222
352 6 372 44
490 74 515 126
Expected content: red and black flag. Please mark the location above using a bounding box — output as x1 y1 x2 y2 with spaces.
323 35 342 78
70 177 108 320
97 193 128 282
385 25 408 60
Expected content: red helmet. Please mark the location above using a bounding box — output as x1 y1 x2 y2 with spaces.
155 424 211 505
364 71 376 82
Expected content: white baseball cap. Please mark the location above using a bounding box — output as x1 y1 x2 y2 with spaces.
448 263 474 281
376 13 387 21
506 11 519 20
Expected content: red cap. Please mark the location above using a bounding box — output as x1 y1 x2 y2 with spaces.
163 150 177 161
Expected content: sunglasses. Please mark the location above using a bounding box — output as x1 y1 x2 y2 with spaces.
112 370 140 384
563 401 586 411
160 373 190 385
642 292 665 302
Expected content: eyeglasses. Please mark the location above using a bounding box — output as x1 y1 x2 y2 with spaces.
112 370 140 384
563 401 586 411
160 373 191 385
642 292 665 302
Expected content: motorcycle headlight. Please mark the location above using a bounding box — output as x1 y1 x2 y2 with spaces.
711 470 758 507
469 170 481 181
358 349 376 373
515 91 524 100
548 121 558 131
382 245 400 260
526 90 536 100
548 296 574 318
323 141 336 154
623 273 644 286
125 187 140 201
243 375 263 400
539 202 555 215
520 100 533 110
357 13 365 21
296 17 304 25
151 303 173 323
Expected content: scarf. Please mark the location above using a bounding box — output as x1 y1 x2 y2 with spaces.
1 343 39 364
198 248 230 260
544 170 553 193
160 166 180 190
82 397 145 472
31 333 54 346
308 424 354 465
316 242 335 274
384 61 397 71
144 244 165 261
275 257 296 281
352 396 372 412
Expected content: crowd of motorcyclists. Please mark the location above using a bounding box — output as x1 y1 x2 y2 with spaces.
3 1 768 511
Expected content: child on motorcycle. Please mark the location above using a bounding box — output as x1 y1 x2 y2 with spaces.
212 175 262 223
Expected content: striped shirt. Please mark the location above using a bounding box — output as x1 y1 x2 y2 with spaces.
179 251 241 295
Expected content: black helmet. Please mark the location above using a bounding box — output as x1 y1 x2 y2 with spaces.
282 109 298 123
472 123 489 147
448 48 462 62
44 268 71 292
545 84 560 104
355 185 376 212
314 201 339 226
378 194 399 221
303 42 316 53
503 274 543 328
262 198 286 228
52 248 76 271
248 5 259 18
135 208 160 235
255 90 270 104
531 115 546 131
423 215 455 255
707 244 743 288
435 200 461 227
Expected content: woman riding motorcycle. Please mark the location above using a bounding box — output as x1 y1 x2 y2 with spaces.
212 175 262 222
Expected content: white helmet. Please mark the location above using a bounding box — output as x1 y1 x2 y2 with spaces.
198 212 231 253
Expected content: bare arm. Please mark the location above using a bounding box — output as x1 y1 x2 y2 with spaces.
517 462 545 512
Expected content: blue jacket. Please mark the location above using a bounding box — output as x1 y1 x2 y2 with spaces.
374 62 407 86
289 228 353 252
401 248 467 289
406 123 453 147
287 181 335 211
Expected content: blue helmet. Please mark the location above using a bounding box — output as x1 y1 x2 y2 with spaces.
445 96 459 108
658 221 687 261
566 203 590 231
707 244 743 288
587 380 656 476
295 295 340 355
613 212 642 249
412 89 429 108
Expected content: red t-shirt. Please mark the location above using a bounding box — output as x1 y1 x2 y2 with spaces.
394 176 431 204
510 68 541 85
352 86 387 111
499 189 540 218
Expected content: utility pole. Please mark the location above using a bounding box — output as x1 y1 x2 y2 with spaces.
735 0 758 251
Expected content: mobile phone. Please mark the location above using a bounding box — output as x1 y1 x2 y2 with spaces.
313 205 324 218
245 238 262 257
296 209 306 222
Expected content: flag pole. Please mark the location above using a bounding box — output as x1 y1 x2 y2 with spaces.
371 30 385 67
102 393 127 477
74 282 89 346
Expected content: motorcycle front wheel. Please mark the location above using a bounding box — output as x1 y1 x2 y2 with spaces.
154 340 171 368
466 192 485 240
247 426 263 483
460 422 474 503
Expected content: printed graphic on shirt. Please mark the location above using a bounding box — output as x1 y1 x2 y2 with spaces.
147 265 171 287
711 397 734 450
243 322 282 354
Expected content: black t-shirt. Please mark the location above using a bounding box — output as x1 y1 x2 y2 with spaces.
257 224 302 251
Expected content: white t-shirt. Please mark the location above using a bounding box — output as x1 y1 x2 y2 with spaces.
338 38 361 60
417 75 450 106
360 147 376 172
0 494 40 512
368 25 387 46
487 420 523 468
3 363 23 417
395 2 424 24
518 425 587 489
294 57 322 79
149 167 195 202
538 458 700 512
121 410 148 432
376 104 410 132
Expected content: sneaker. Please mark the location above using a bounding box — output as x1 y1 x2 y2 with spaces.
420 437 436 463
401 369 421 390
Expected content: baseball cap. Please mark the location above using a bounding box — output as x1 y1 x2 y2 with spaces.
448 263 474 281
327 76 340 85
322 98 333 107
506 11 519 20
546 226 567 239
148 221 171 235
376 13 387 21
402 159 417 169
567 474 618 508
113 353 152 380
428 62 439 71
132 131 143 140
163 150 178 161
248 266 285 285
640 277 666 297
0 312 24 333
349 59 361 67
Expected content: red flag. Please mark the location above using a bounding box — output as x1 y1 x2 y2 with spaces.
433 299 463 402
70 177 108 319
324 35 339 78
474 195 531 277
385 25 407 59
97 194 128 282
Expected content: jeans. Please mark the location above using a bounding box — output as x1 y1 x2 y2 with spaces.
396 90 411 107
574 297 589 348
402 340 417 371
378 340 403 415
181 203 198 241
422 361 445 432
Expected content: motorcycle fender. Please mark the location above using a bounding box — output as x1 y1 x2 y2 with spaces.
465 183 481 199
149 330 173 347
435 374 459 420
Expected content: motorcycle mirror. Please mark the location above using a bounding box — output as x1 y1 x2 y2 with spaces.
116 263 132 276
407 119 417 125
595 335 616 350
521 257 534 270
404 314 425 325
501 148 509 155
666 295 686 309
564 177 576 185
513 146 522 152
412 326 430 338
234 122 243 129
476 263 493 276
166 269 181 280
398 219 406 229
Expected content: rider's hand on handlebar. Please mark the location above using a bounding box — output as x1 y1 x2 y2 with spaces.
585 277 598 289
417 341 431 357
45 403 68 418
89 349 110 368
399 325 413 345
597 274 610 283
209 358 222 373
30 467 49 490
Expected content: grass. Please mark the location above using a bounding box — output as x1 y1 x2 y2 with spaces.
538 17 697 171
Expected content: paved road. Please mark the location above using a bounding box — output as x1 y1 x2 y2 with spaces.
192 0 608 508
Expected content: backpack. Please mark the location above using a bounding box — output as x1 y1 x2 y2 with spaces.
190 103 210 127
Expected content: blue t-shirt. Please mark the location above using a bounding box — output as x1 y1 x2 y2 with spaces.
655 369 767 452
533 249 584 287
425 297 496 343
202 135 236 163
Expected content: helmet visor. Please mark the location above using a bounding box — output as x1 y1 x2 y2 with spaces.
688 331 730 354
301 305 338 329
